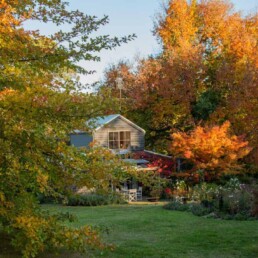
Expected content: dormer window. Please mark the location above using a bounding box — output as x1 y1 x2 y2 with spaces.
109 131 131 150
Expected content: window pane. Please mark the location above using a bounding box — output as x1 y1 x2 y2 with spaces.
114 132 119 141
110 131 131 150
120 140 125 149
109 132 119 149
120 131 124 141
109 132 114 141
124 141 130 148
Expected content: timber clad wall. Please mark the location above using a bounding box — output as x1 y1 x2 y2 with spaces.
93 117 145 151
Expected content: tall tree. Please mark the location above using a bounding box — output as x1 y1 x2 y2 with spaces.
0 1 135 257
103 0 258 163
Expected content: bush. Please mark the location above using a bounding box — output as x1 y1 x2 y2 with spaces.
211 179 252 216
67 193 126 206
164 179 258 220
163 201 190 212
108 193 128 205
191 178 253 215
191 182 219 202
216 189 252 215
37 194 62 204
67 194 105 206
190 203 214 217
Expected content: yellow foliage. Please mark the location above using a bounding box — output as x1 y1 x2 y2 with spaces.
0 1 131 257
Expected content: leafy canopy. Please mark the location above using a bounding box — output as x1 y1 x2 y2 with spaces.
102 0 258 161
0 1 135 257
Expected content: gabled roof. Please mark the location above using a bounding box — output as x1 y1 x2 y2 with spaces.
87 114 145 133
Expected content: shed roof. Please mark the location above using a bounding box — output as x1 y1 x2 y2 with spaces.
87 114 145 133
89 114 120 128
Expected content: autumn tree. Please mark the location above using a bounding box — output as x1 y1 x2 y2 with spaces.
102 0 258 162
170 121 252 175
0 1 135 257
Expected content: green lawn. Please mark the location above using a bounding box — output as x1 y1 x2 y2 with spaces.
1 204 258 258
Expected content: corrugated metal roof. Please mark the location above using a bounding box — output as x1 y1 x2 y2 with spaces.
93 114 119 127
87 114 146 133
87 114 120 129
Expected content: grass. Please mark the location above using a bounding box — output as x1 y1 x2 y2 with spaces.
1 204 258 258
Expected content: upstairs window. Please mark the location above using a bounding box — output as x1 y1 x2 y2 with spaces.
109 131 131 150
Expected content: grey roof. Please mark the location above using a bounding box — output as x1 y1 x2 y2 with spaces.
87 114 120 129
123 159 149 165
87 114 145 133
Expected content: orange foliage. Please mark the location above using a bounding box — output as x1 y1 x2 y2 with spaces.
103 0 258 160
0 0 21 30
171 121 252 173
158 0 258 68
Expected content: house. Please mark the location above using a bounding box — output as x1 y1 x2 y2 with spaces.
70 114 174 201
70 114 145 152
70 114 175 175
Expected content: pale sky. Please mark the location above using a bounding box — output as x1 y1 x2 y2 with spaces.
25 0 258 86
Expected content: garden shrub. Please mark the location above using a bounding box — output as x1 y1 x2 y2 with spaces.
216 188 252 215
107 193 128 205
37 194 61 204
173 180 188 197
190 203 214 217
165 178 258 220
191 182 219 202
213 179 252 216
67 193 126 206
164 188 173 199
163 201 191 212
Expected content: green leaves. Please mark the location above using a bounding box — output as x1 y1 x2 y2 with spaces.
192 89 221 120
0 1 133 256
